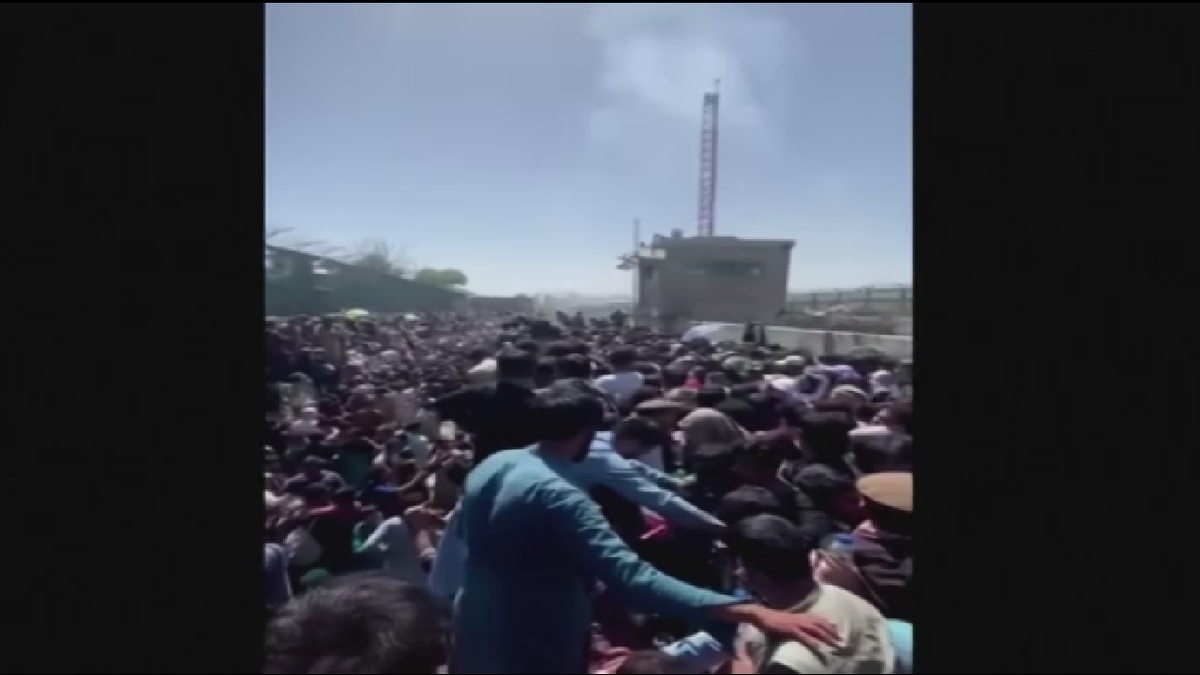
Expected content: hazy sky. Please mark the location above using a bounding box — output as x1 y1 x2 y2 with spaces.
266 3 911 295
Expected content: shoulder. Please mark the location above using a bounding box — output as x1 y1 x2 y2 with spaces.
766 642 823 674
525 471 596 518
469 447 528 474
469 450 570 494
816 583 889 621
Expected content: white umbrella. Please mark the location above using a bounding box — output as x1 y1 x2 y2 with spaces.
681 323 723 343
344 308 371 320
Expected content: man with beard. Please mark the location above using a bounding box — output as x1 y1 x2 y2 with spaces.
451 385 841 674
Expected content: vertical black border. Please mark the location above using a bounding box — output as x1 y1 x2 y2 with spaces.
3 5 265 673
919 5 1200 674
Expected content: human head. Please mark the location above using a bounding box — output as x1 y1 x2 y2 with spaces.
731 435 789 484
729 514 814 598
622 386 663 416
694 386 728 409
555 353 593 380
610 416 665 460
533 382 605 462
534 357 558 388
634 398 688 430
661 364 690 389
608 346 637 372
792 464 865 525
264 574 447 674
495 348 537 386
797 410 855 463
714 485 786 527
850 432 913 473
691 442 736 489
332 486 357 509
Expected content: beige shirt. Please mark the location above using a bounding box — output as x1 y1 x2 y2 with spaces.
739 584 894 674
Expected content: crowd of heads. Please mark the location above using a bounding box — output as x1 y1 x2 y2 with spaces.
264 310 913 673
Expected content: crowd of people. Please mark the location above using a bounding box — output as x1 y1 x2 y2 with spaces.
263 311 914 674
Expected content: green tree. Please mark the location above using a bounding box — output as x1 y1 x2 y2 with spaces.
413 267 468 289
348 238 413 277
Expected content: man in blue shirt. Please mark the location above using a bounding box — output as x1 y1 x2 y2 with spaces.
430 416 723 602
449 385 837 673
576 419 723 535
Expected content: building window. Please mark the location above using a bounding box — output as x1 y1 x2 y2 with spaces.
685 261 764 278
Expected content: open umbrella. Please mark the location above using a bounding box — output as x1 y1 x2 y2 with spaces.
681 323 723 343
343 308 371 320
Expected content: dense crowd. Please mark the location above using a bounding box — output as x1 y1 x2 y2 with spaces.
263 311 914 674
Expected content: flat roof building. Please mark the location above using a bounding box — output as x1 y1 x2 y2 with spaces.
632 233 794 332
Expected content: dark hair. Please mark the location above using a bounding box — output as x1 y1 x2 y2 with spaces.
729 514 814 583
533 383 605 442
850 433 914 474
556 354 593 380
496 348 537 381
792 464 857 512
733 435 789 473
797 411 855 460
264 574 447 674
534 357 558 386
623 386 662 415
301 482 329 502
616 650 688 674
661 366 690 389
332 486 357 507
611 416 665 448
715 486 785 526
715 398 756 430
608 347 637 368
695 386 727 409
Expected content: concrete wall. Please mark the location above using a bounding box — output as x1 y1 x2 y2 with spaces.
690 322 913 359
787 285 912 315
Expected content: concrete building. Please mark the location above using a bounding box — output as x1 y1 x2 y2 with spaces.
632 231 793 333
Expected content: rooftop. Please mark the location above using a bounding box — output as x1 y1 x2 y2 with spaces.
649 234 795 249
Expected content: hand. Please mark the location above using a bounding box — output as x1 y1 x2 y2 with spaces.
748 608 840 652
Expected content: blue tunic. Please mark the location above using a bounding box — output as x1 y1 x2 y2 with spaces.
452 446 739 674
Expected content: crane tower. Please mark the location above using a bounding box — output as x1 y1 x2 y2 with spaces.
696 80 720 237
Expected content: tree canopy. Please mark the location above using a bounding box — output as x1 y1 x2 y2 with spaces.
413 267 468 289
348 239 413 278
